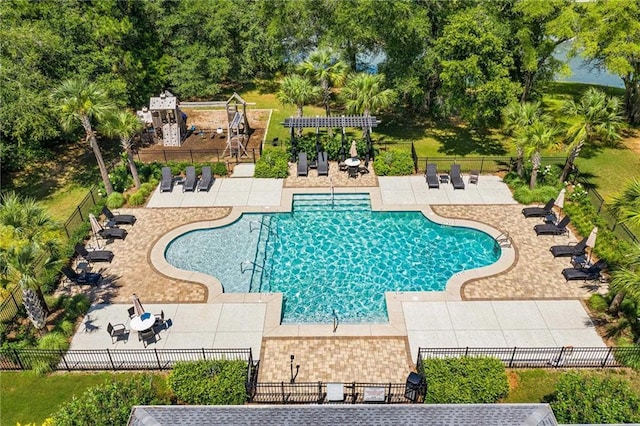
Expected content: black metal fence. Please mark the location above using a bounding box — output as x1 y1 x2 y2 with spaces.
248 381 425 404
134 148 261 164
0 347 255 372
0 286 23 326
417 346 640 369
62 185 101 239
414 155 567 175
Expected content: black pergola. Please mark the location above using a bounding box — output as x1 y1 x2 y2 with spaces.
282 115 379 161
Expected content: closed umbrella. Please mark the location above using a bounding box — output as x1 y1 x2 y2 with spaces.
89 213 103 249
586 227 598 263
349 140 358 159
555 188 566 210
132 293 145 316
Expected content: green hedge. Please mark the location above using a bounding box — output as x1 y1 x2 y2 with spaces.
52 375 170 425
167 360 248 405
254 149 289 178
422 357 509 403
549 372 640 424
373 150 414 176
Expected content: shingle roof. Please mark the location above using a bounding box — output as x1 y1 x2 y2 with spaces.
128 403 557 426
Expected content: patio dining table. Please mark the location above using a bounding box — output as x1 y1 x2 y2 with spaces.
130 312 155 331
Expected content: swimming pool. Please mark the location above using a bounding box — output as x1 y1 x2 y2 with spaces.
165 194 500 323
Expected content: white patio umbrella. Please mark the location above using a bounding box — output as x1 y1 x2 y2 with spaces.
586 226 598 263
132 293 145 316
349 140 358 159
88 213 103 249
554 188 566 210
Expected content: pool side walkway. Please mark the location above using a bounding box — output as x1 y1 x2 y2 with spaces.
64 170 608 381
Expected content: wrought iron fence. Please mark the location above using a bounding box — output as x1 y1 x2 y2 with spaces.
248 381 425 404
62 185 101 239
0 347 255 372
0 286 23 326
417 346 640 369
414 156 567 175
134 148 260 164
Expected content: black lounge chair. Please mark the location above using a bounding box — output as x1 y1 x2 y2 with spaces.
182 166 197 192
102 207 136 226
61 266 102 285
197 166 213 192
425 164 439 189
297 152 308 177
98 226 127 240
534 216 571 236
74 243 114 263
522 198 554 218
562 260 607 282
317 151 329 176
160 167 173 193
450 164 465 189
550 237 588 258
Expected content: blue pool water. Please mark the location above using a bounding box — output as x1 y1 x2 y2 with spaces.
165 194 500 323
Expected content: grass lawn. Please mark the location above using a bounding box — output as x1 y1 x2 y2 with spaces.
0 371 128 425
503 368 640 404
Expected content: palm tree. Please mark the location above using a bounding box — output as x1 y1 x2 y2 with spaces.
502 101 541 177
559 88 623 183
340 73 397 117
101 110 143 189
0 193 62 330
51 78 116 195
608 246 640 316
522 121 559 189
611 179 640 230
298 49 348 117
276 75 321 137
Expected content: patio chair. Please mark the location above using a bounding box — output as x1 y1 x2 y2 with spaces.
348 166 359 178
160 167 173 192
469 170 479 184
522 198 554 218
102 207 136 226
154 310 165 327
61 266 102 285
425 164 439 189
127 306 136 318
182 166 197 192
139 328 160 347
74 243 114 263
297 152 308 177
107 322 129 344
550 237 588 258
317 151 329 176
358 161 370 175
197 166 213 192
561 260 607 282
534 215 571 236
450 164 465 189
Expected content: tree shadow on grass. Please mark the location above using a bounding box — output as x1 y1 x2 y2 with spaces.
433 124 508 156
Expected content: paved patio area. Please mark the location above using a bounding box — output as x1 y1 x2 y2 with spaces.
63 172 609 379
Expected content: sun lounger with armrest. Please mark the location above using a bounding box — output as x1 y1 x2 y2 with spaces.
425 164 439 189
160 167 173 193
74 243 114 263
534 216 570 236
317 151 329 176
522 198 554 218
182 166 197 192
550 237 588 258
297 152 308 177
561 260 607 281
450 164 465 189
197 166 213 192
102 207 136 225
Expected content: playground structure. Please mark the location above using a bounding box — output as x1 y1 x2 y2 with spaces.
179 92 254 157
136 90 187 147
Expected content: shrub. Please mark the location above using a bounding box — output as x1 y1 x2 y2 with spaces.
53 375 169 425
31 332 70 374
549 372 640 424
254 149 289 178
168 360 248 405
422 356 509 403
211 162 228 176
127 191 145 206
105 192 125 209
512 185 560 204
587 294 609 313
373 150 414 176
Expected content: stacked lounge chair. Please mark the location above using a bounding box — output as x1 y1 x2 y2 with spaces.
197 166 213 192
562 259 607 281
425 164 439 189
522 199 554 218
450 164 465 190
182 166 197 192
534 216 570 236
550 237 588 258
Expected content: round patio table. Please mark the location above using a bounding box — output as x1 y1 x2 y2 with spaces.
130 312 155 331
344 158 361 167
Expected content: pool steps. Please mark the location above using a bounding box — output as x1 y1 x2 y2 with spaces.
293 193 371 212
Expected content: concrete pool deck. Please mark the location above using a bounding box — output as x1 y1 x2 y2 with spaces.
63 171 609 379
